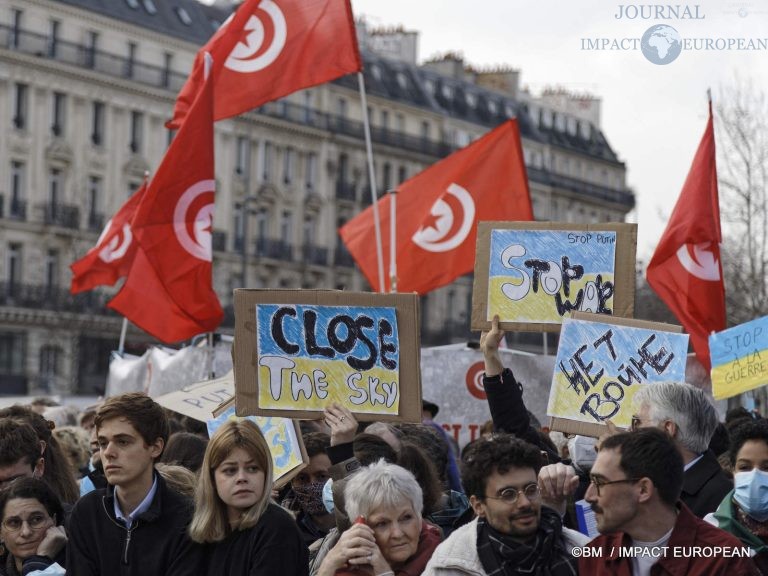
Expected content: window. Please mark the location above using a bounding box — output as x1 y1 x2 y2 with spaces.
91 101 104 145
126 42 137 78
236 136 250 176
398 165 407 184
175 7 192 25
420 121 430 141
39 346 61 391
166 128 175 148
381 110 389 131
12 83 27 130
283 148 294 185
338 153 349 182
51 92 66 137
255 208 268 242
10 9 22 49
162 52 173 88
382 163 392 192
233 207 244 251
10 161 25 204
0 333 26 376
303 91 313 123
303 216 316 245
130 111 143 153
142 0 157 14
260 141 273 182
85 31 98 68
45 250 59 290
48 20 59 57
7 243 22 290
396 113 405 133
305 153 317 192
128 180 142 198
280 211 292 244
48 168 62 205
125 0 139 8
87 176 102 230
337 98 347 118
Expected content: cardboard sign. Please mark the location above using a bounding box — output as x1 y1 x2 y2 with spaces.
421 344 556 447
155 371 235 422
234 290 421 422
710 316 768 400
206 404 307 489
472 222 637 332
548 313 687 437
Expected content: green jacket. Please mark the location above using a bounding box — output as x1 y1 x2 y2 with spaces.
709 489 768 554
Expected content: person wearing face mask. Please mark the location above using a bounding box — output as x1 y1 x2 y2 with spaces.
706 420 768 573
283 433 335 546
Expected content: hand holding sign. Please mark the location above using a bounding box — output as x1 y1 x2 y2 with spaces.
480 315 505 377
325 402 358 446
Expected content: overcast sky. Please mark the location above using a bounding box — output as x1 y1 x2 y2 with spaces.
347 0 768 261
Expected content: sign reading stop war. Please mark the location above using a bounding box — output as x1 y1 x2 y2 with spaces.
234 290 422 422
710 316 768 400
548 314 688 430
472 222 637 333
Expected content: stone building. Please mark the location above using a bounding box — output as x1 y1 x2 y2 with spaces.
0 0 634 395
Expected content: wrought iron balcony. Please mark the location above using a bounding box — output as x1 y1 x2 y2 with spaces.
0 281 113 314
302 244 328 266
255 238 294 261
335 180 356 201
38 203 80 229
334 245 356 268
0 196 28 221
526 167 635 209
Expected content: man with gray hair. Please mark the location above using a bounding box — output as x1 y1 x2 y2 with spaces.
631 381 731 517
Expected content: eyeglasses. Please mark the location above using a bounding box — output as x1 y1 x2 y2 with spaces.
1 513 52 533
589 476 641 496
630 415 642 432
485 483 540 504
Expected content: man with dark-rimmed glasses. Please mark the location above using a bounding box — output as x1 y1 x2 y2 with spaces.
423 434 588 575
580 428 757 575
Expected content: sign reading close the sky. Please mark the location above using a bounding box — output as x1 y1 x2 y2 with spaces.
257 304 400 414
472 222 637 332
234 290 422 422
548 315 688 430
710 316 768 400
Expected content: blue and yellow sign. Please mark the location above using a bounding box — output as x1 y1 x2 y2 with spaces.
710 316 768 400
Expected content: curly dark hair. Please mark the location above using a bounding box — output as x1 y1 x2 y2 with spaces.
729 419 768 467
0 477 64 527
302 432 331 459
461 434 542 500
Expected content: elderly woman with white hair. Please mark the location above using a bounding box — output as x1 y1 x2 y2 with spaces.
315 459 442 576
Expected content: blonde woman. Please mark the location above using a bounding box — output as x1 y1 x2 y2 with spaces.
189 420 308 575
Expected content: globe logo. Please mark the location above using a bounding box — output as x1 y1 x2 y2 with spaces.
641 25 683 65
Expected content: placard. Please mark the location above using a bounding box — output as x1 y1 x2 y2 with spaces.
710 316 768 400
154 370 235 422
548 312 686 437
234 290 421 422
472 222 637 332
206 404 307 489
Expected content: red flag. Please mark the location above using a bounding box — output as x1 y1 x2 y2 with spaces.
109 58 223 343
69 180 146 294
340 120 534 294
646 102 725 370
167 0 361 128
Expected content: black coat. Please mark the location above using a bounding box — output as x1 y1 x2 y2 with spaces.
66 474 203 576
681 449 733 518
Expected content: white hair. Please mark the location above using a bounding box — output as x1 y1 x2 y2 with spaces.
634 382 718 454
344 459 423 520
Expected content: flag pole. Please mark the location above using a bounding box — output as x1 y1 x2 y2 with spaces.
118 317 129 356
388 189 397 293
357 72 385 292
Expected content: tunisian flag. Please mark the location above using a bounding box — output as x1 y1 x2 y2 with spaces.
646 102 725 370
109 58 223 343
340 120 533 294
167 0 361 128
69 179 146 294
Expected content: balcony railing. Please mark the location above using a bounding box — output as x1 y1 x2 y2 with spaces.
526 167 635 209
335 180 356 201
0 195 27 221
0 281 114 314
334 245 356 268
255 238 293 261
38 203 80 229
302 244 328 266
86 211 105 232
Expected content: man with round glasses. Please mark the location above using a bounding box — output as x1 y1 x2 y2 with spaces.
423 434 587 575
580 428 757 575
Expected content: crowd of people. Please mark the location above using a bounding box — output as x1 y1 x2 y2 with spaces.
0 317 766 575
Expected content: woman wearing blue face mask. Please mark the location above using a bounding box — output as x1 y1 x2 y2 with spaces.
705 419 768 573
